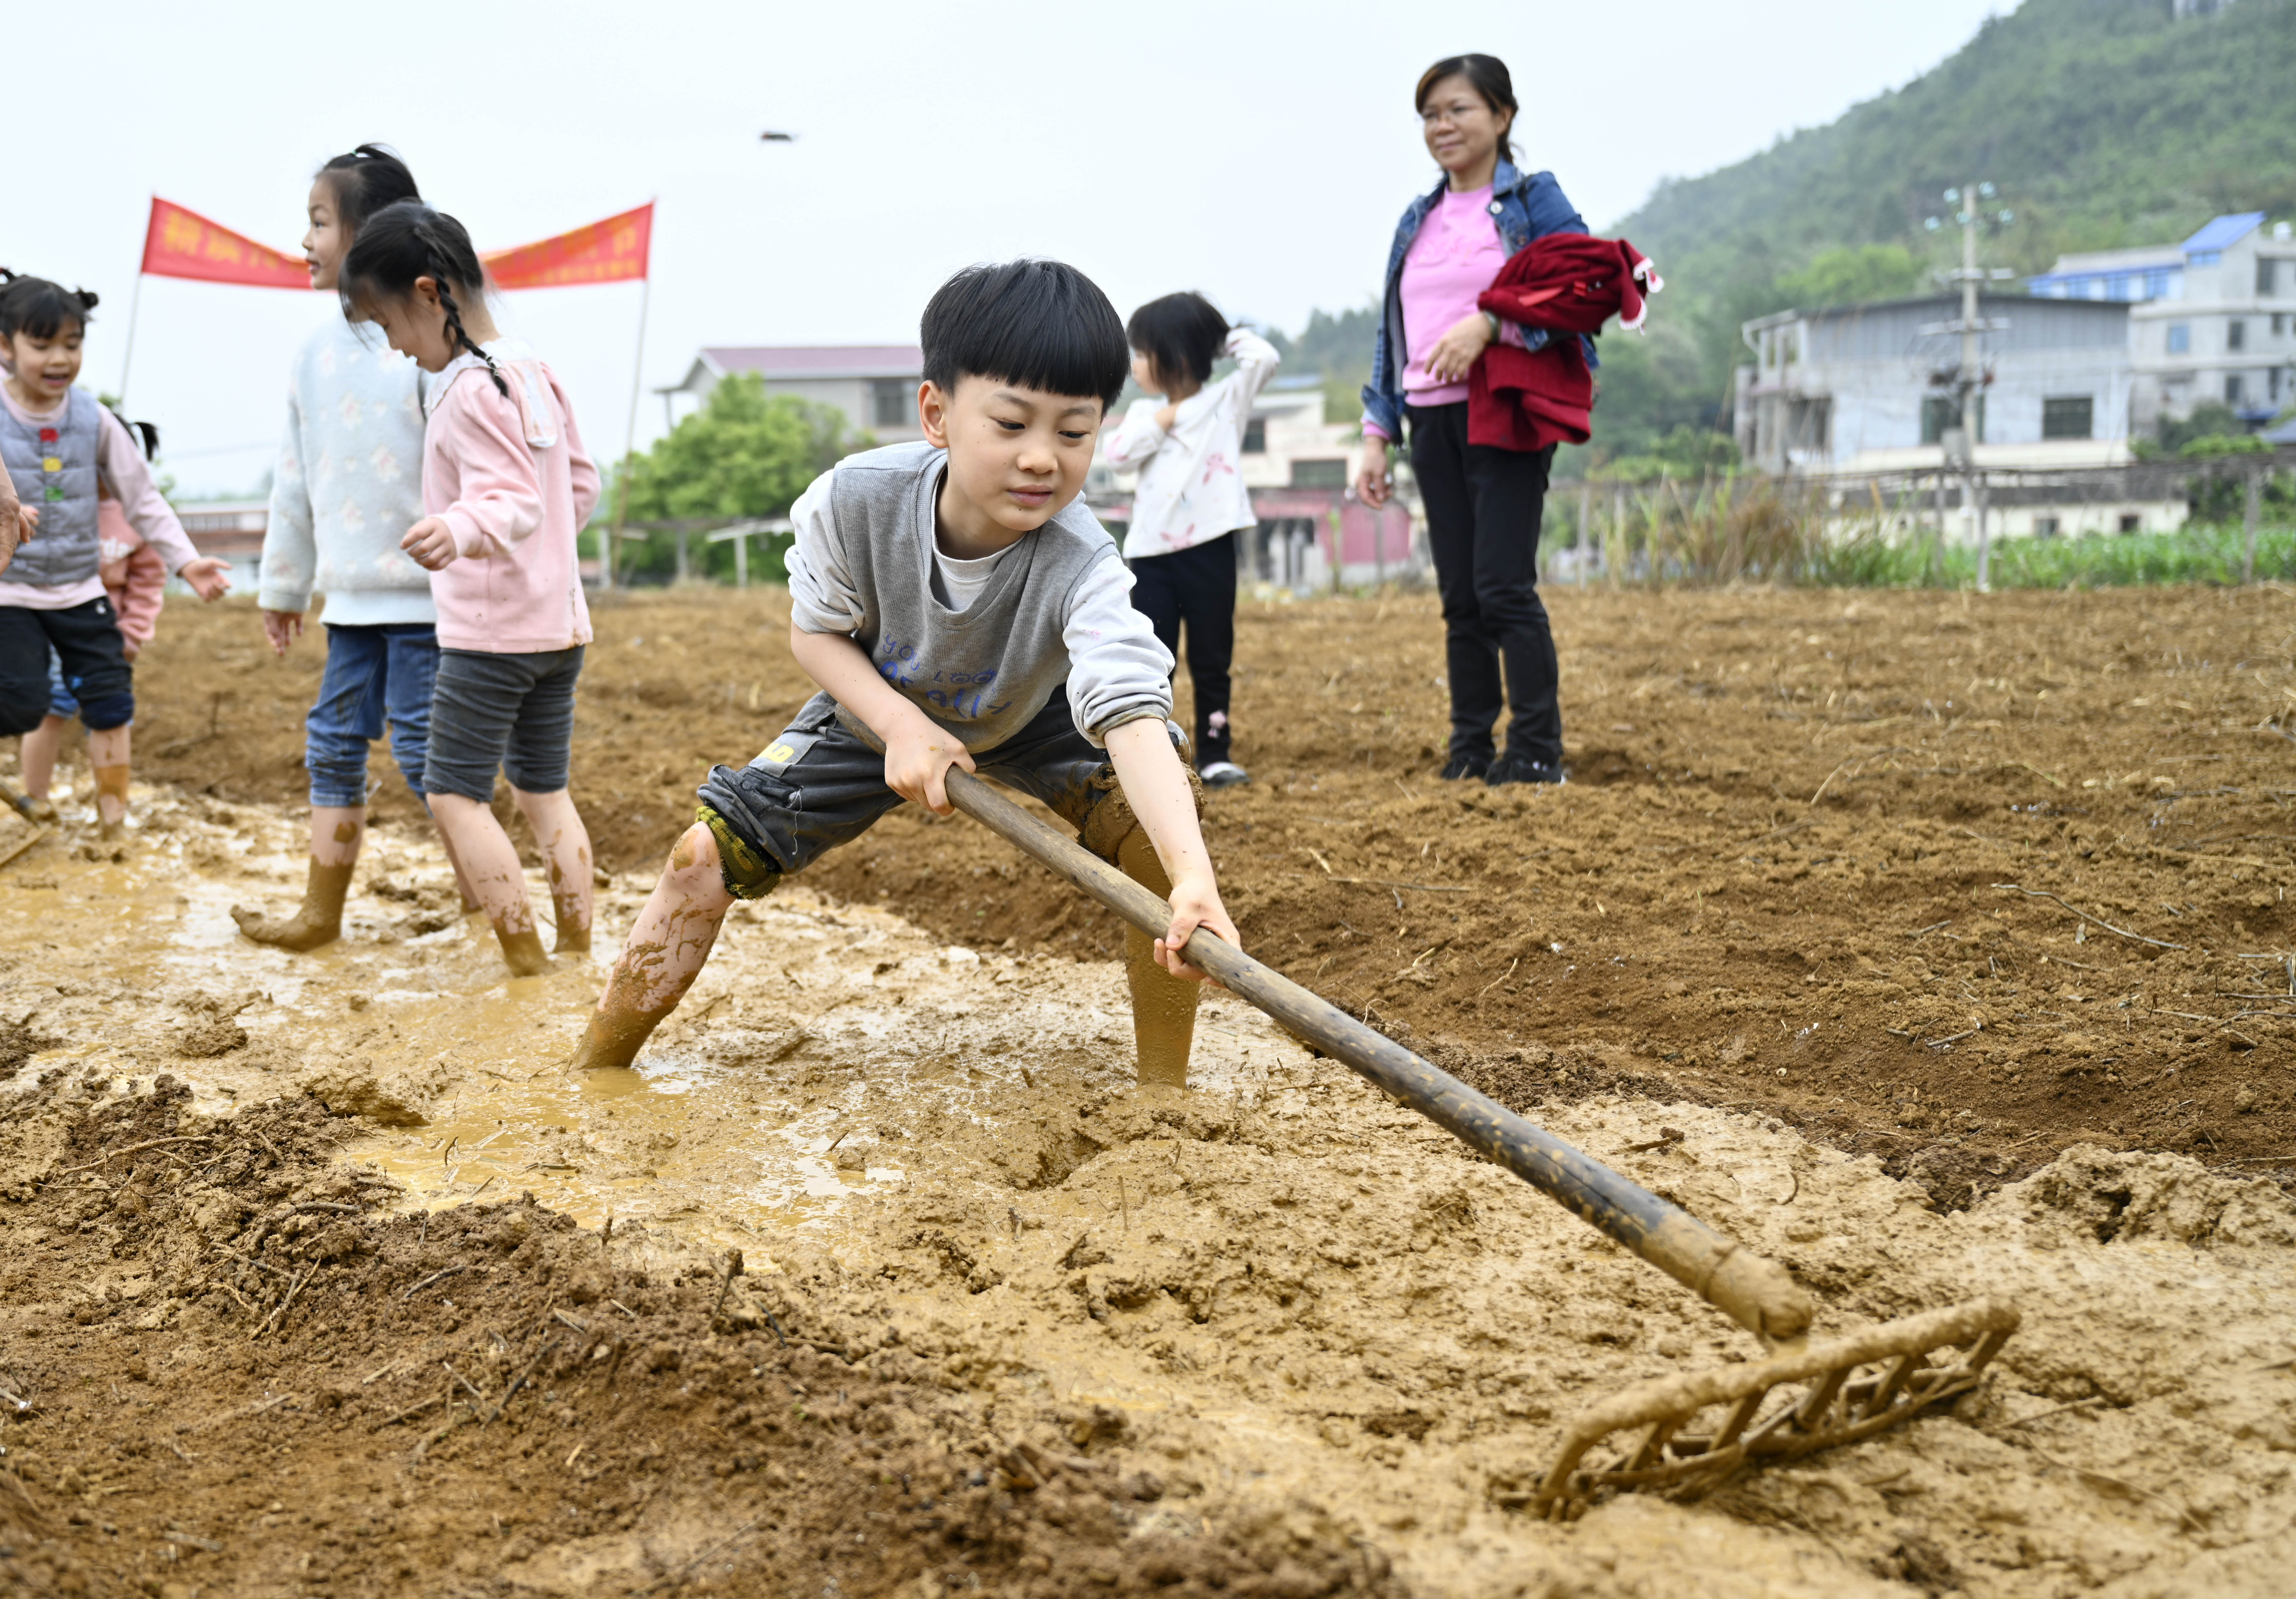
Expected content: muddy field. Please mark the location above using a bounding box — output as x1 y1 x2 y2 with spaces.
100 584 2296 1187
4 584 2296 1596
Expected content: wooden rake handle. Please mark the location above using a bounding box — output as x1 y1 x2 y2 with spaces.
944 769 1816 1345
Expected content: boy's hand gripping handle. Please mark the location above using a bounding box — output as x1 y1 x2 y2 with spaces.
942 768 1815 1345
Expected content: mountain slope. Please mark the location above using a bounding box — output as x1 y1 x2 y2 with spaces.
1598 0 2296 458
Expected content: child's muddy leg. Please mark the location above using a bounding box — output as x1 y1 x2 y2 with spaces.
428 790 550 977
573 821 737 1071
232 806 364 953
432 814 482 914
88 723 131 840
513 786 594 955
19 715 64 804
1115 824 1200 1089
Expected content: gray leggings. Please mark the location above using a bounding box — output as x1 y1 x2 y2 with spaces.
422 646 584 802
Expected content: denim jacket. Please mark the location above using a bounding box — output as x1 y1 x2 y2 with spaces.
1361 159 1589 441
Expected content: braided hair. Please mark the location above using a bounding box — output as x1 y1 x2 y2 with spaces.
338 201 510 397
0 269 101 340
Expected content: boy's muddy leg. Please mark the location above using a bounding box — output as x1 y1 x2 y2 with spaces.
513 786 594 955
231 807 364 953
428 791 551 977
88 724 131 841
573 821 735 1072
1115 824 1199 1088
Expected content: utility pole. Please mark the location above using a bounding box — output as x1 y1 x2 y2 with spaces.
1924 184 2016 592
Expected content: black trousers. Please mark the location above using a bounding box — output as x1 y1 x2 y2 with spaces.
1406 402 1560 766
1128 530 1237 765
0 598 134 738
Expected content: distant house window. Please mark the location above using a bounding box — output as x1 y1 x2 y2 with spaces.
2035 516 2061 537
2108 275 2132 301
1241 417 1266 454
1921 394 1981 445
2146 268 2175 298
2119 513 2141 533
2042 396 2094 440
1290 459 1348 489
2167 323 2191 355
870 379 914 429
2276 314 2290 336
2086 277 2106 301
2227 373 2244 403
2259 258 2279 296
2188 250 2222 268
2229 319 2246 352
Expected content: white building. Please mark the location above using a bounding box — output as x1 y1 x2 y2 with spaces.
657 345 925 443
1736 294 2135 474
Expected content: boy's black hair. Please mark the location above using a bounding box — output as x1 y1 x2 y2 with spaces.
315 143 422 234
1127 292 1230 391
920 260 1128 410
339 201 509 397
0 270 99 341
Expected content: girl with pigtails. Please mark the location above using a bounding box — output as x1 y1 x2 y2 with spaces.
339 201 601 977
235 145 478 953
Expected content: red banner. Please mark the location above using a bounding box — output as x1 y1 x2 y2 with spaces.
136 197 652 291
483 203 653 289
139 197 309 289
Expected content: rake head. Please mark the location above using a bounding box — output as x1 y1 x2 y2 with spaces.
1528 1298 2019 1520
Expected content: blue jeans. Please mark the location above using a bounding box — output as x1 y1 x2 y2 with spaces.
307 623 440 808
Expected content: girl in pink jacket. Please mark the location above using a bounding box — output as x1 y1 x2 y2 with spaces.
340 202 599 977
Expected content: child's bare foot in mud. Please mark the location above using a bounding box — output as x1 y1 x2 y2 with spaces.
232 861 356 953
553 923 591 956
494 924 553 977
569 1001 663 1073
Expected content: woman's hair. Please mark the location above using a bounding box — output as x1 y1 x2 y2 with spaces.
1126 293 1230 391
339 201 508 397
0 270 99 341
314 144 421 235
1414 54 1519 166
920 260 1129 410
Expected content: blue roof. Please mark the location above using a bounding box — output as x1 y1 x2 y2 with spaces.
2182 212 2265 254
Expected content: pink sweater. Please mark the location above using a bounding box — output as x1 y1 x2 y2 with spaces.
421 341 598 654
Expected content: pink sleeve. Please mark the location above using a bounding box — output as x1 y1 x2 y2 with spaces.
113 543 168 649
96 411 204 575
432 380 546 559
554 371 601 531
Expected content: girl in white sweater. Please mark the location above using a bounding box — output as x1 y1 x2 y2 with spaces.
1100 294 1278 788
234 145 474 952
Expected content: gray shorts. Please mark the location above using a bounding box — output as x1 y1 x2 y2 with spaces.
423 646 584 803
698 691 1154 887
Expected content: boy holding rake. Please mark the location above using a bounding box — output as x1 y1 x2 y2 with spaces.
573 261 1238 1082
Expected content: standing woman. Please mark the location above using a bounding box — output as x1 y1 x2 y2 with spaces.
1356 55 1585 786
234 145 471 952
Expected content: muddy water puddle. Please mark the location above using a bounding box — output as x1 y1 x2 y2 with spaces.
8 786 2296 1596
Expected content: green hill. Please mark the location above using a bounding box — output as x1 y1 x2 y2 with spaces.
1595 0 2296 466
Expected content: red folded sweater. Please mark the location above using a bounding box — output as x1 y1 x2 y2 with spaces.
1468 234 1661 452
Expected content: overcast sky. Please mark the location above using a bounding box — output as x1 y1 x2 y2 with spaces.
41 0 2006 496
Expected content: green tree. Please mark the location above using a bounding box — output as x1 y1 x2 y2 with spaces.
618 375 858 583
1773 244 1927 308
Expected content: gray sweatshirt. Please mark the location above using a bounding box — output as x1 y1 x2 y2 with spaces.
785 441 1172 750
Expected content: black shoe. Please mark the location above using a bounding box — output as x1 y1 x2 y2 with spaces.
1486 751 1565 787
1440 752 1492 782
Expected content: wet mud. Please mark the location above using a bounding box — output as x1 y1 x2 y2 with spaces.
109 587 2296 1202
5 785 2296 1594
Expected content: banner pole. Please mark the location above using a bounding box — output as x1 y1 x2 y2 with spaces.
116 272 146 407
606 272 652 592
